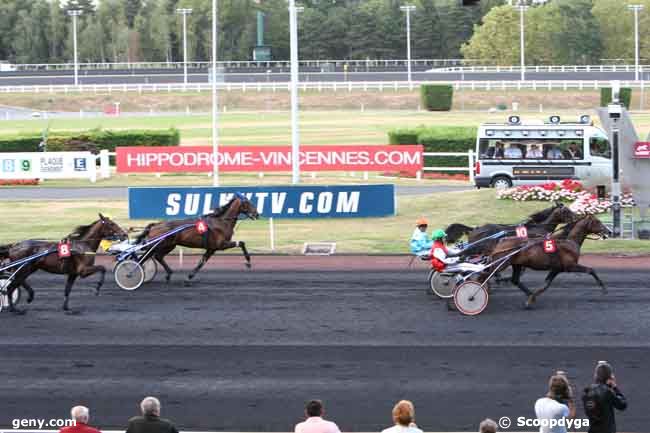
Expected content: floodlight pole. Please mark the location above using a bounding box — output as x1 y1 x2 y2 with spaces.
289 0 303 184
400 5 416 86
67 10 82 86
176 8 193 86
514 2 528 81
628 5 644 81
211 0 219 186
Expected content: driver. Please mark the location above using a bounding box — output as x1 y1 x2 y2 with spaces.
430 229 485 273
410 218 433 257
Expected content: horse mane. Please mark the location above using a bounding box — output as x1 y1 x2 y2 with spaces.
555 215 589 238
67 221 98 239
208 196 238 217
527 204 560 224
445 223 474 243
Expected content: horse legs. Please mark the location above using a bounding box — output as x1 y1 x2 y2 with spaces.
526 269 561 308
566 264 607 294
6 280 26 314
185 249 215 285
511 265 532 297
22 280 35 303
154 252 174 283
79 265 106 295
238 241 252 269
63 274 78 312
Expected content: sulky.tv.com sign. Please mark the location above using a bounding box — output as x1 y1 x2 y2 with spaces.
116 145 423 173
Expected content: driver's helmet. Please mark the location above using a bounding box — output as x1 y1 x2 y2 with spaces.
431 229 447 241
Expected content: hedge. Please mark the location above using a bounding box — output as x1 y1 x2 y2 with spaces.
388 125 476 171
600 87 632 110
420 84 454 111
0 128 180 153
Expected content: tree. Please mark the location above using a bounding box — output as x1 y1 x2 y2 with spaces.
461 5 521 64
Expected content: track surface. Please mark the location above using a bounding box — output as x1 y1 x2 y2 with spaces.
1 264 649 431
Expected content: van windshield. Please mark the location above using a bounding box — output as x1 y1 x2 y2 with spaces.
479 138 584 160
589 131 611 159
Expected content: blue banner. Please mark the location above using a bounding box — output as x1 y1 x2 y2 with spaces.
128 185 395 219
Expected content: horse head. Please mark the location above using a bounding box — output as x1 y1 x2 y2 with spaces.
234 193 259 220
584 215 611 239
97 213 129 241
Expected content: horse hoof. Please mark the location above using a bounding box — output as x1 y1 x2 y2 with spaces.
524 301 534 310
27 296 34 304
446 301 456 311
245 263 252 269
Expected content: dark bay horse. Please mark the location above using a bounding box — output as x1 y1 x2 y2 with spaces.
0 214 127 313
488 215 610 308
135 194 259 285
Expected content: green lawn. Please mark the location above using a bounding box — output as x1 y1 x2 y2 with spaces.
0 189 647 254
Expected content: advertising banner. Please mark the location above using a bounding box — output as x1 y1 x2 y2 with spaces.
116 145 423 173
0 152 96 181
634 142 650 158
128 185 396 219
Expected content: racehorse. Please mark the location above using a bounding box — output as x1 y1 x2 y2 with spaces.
0 214 127 314
445 202 570 244
488 214 610 308
134 193 259 285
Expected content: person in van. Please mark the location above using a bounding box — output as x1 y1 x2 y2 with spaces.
486 142 505 159
504 143 523 159
567 143 582 159
546 143 564 159
526 144 544 159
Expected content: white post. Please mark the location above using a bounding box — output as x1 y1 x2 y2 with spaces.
400 5 416 86
68 10 83 87
99 149 110 179
211 0 219 186
176 8 193 86
289 1 303 185
468 149 475 184
269 217 275 251
628 5 644 82
514 3 528 81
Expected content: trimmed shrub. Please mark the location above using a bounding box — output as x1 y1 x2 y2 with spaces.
420 84 454 111
600 87 632 109
0 128 180 153
388 126 427 145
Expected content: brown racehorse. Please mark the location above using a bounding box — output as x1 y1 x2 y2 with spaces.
0 214 127 314
488 214 610 308
135 194 259 285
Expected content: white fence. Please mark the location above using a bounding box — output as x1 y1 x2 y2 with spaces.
418 151 475 184
2 80 649 94
430 64 650 73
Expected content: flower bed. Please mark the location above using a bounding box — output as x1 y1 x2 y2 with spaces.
497 179 635 215
0 179 39 186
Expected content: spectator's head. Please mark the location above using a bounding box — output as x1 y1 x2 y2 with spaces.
70 406 89 424
496 142 504 149
594 361 613 384
546 374 571 402
140 397 161 417
305 400 324 418
392 400 415 427
479 418 498 433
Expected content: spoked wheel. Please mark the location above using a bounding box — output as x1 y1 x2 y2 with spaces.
429 271 458 299
142 259 158 283
114 260 145 291
453 281 489 316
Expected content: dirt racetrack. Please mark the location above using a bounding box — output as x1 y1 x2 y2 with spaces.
1 255 649 431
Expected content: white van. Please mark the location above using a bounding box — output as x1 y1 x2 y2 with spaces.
474 115 612 189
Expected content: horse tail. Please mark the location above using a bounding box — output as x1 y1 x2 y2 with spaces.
444 223 475 243
135 223 156 244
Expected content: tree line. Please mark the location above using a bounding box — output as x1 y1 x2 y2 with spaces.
0 0 505 64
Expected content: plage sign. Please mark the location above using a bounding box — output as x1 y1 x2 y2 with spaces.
128 185 396 219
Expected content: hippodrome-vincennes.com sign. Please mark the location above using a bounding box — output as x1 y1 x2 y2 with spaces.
128 185 396 219
116 145 423 173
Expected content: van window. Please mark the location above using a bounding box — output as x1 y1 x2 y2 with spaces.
589 131 611 159
479 138 584 160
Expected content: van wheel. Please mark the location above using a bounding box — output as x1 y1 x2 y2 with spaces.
491 176 512 189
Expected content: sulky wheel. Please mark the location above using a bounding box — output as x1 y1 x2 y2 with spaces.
0 279 21 312
114 260 145 291
142 259 158 283
429 271 458 299
453 281 489 316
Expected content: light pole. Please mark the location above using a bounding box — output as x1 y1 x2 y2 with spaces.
400 5 416 86
176 8 193 86
288 0 304 184
628 5 644 81
211 0 219 186
513 2 528 81
67 10 82 86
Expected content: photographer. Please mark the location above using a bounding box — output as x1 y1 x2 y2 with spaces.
535 372 575 433
583 361 627 433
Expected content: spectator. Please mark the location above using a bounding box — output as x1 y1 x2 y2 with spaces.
486 142 505 159
381 400 423 433
535 373 575 433
60 406 101 433
567 143 582 159
504 143 523 159
546 144 563 159
479 418 498 433
582 361 627 433
526 144 544 159
126 397 179 433
295 400 341 433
